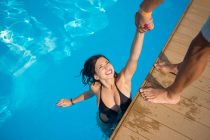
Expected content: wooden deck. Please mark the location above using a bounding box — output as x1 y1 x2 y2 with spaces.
110 0 210 139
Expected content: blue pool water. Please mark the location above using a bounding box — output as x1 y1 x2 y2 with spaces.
0 0 190 139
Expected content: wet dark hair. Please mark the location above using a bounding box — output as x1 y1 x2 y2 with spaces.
81 54 117 86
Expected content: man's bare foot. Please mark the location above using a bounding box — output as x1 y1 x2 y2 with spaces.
155 61 179 75
139 88 180 104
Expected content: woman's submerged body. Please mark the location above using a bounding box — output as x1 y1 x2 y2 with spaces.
57 32 145 123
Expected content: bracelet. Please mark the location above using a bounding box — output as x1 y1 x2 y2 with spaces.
70 99 75 105
139 8 152 17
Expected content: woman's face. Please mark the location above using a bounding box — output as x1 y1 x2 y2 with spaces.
94 57 115 80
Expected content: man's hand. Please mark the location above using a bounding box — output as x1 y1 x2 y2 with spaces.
135 12 154 33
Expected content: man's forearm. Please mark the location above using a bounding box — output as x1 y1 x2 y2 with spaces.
140 0 163 12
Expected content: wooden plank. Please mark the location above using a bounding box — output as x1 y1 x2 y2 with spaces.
165 94 210 128
187 6 210 19
162 49 184 63
172 32 192 46
192 0 210 9
191 4 210 14
180 19 202 32
123 110 189 140
113 126 148 140
164 97 210 128
133 98 210 140
182 86 210 109
176 25 199 38
167 41 189 55
192 76 210 93
176 29 195 39
184 13 208 26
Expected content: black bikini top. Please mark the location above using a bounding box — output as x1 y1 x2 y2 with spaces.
98 82 132 124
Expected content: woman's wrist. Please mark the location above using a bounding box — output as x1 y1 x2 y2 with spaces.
70 98 75 105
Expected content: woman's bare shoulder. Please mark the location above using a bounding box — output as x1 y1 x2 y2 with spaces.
90 82 101 94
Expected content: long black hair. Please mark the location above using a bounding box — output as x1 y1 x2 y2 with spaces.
81 54 117 86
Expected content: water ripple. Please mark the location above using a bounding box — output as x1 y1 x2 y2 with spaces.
0 97 12 127
46 0 118 37
0 0 57 76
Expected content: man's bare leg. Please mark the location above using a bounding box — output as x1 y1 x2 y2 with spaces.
140 32 210 104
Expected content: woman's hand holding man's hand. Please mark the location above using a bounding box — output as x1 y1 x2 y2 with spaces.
135 10 154 33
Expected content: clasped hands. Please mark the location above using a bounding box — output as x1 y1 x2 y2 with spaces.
135 9 154 33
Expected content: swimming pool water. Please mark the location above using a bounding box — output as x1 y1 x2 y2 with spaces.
0 0 190 139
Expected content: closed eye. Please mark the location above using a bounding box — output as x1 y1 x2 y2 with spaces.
98 61 110 71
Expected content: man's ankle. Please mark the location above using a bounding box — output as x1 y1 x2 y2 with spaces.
166 87 181 99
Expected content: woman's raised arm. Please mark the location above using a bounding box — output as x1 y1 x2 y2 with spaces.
121 31 144 81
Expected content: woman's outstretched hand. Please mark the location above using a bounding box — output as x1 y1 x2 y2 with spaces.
56 99 73 108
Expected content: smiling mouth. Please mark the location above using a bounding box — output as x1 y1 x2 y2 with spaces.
105 69 112 75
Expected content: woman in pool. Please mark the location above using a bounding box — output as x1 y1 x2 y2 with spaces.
56 12 151 123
